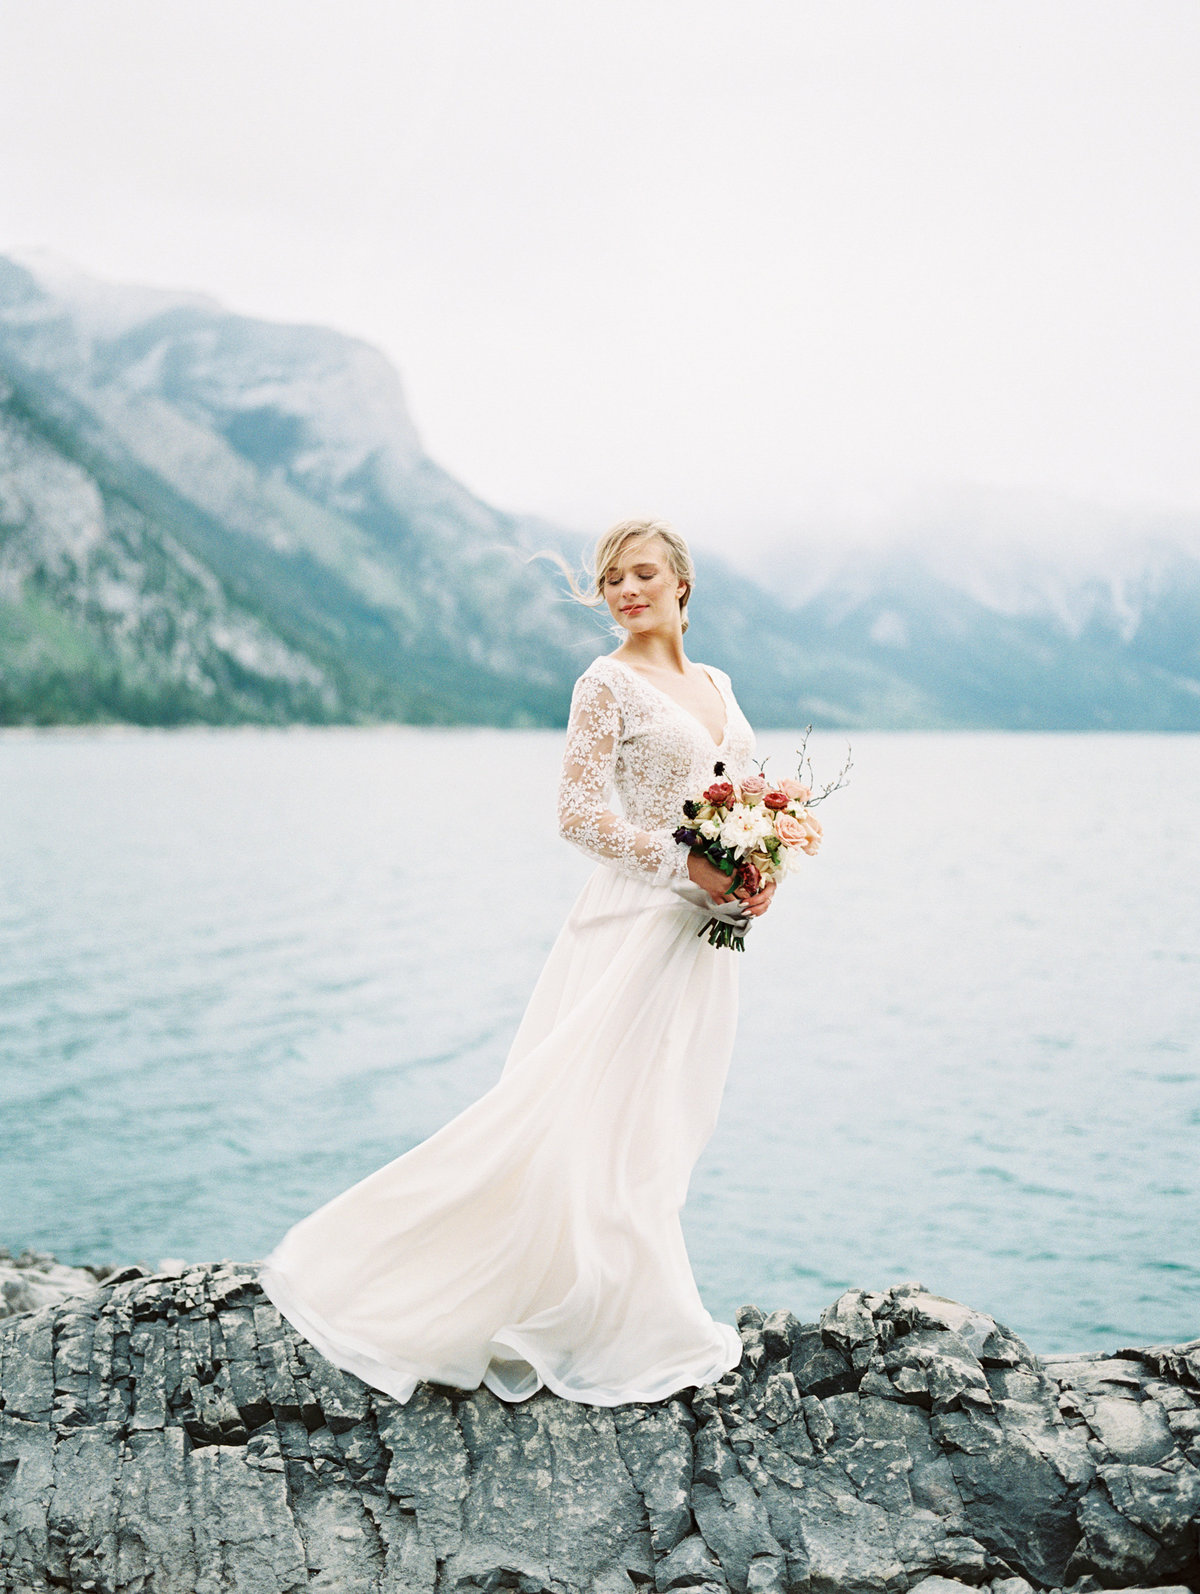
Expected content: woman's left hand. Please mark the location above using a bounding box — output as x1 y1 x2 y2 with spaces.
735 877 777 917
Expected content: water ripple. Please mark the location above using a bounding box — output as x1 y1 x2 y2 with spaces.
2 724 1199 1353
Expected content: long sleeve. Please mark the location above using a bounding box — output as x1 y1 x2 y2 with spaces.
557 672 692 887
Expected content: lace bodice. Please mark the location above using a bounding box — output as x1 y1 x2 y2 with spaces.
557 653 756 886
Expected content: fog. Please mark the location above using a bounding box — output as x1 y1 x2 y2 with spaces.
1 0 1198 552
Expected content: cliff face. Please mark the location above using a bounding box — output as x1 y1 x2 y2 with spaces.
0 251 593 729
0 1260 1197 1594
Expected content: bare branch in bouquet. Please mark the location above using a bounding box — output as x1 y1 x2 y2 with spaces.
807 744 854 807
793 725 813 787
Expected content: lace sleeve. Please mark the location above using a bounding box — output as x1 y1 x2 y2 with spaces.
557 672 691 887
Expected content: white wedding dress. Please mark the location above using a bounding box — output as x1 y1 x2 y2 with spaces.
257 651 756 1406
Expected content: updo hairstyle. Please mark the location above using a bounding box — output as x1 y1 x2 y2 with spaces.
552 516 695 634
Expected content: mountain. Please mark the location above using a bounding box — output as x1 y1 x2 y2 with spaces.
1 248 1199 730
0 249 595 727
748 493 1200 729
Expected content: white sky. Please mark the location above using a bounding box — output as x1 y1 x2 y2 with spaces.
1 0 1198 551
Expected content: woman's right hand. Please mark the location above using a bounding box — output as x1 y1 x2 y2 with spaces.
686 851 738 904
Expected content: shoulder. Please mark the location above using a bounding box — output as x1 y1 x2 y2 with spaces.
569 654 624 711
698 662 732 690
574 652 625 690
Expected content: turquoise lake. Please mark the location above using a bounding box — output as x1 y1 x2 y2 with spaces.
2 725 1197 1354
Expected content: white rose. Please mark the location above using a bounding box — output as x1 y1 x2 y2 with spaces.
699 818 721 840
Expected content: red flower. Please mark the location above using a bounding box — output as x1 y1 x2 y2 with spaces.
763 791 789 810
703 781 735 805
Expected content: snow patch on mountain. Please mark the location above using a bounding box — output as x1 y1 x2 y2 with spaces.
775 485 1200 645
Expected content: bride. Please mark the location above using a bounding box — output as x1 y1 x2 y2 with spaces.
257 516 775 1406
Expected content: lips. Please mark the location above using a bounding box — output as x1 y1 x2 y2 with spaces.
621 604 648 614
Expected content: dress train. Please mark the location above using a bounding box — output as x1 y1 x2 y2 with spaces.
258 864 744 1405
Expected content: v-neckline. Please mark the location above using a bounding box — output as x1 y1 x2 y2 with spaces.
604 655 729 748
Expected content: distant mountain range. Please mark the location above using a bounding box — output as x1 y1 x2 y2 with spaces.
2 248 1198 730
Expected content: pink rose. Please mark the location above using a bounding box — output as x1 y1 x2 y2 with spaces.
774 812 806 845
740 774 766 796
779 778 811 802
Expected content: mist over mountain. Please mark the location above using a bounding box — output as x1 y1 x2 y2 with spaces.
1 249 1198 730
753 493 1200 729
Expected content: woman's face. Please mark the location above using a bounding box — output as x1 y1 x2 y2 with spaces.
602 536 686 635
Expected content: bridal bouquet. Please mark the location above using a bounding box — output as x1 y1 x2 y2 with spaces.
672 735 849 951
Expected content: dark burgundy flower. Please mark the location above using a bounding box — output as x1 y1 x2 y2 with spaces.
673 826 699 847
736 860 762 895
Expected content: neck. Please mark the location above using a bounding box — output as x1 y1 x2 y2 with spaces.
614 623 688 674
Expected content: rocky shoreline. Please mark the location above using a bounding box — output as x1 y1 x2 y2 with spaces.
0 1250 1197 1594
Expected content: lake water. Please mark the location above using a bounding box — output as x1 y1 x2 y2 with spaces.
2 725 1197 1356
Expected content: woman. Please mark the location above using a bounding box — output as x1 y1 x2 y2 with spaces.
257 516 775 1406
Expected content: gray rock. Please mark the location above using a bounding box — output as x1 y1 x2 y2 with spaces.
736 1306 767 1376
2 1264 1200 1594
615 1402 696 1556
861 1327 997 1414
788 1328 856 1398
818 1287 889 1370
880 1286 1038 1371
656 1532 727 1589
0 1246 106 1320
760 1311 801 1364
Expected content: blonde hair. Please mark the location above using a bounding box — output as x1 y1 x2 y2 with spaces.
535 516 695 633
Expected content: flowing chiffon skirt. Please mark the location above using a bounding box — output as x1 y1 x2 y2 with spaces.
257 863 745 1406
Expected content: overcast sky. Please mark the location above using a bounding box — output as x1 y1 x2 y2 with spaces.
1 0 1198 550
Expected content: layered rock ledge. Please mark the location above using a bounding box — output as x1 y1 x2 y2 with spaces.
0 1255 1197 1594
